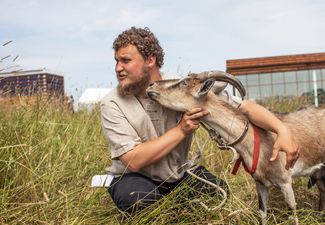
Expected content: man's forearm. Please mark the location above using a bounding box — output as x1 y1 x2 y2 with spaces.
119 107 208 172
239 100 285 134
119 126 187 172
239 100 300 169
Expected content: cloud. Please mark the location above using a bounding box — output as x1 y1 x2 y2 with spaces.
220 0 325 55
1 0 325 99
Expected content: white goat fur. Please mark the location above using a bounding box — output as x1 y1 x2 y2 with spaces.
146 71 325 224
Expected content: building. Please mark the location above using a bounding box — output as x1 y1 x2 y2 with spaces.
226 52 325 102
0 69 64 105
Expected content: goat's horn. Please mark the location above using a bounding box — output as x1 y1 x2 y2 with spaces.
190 70 246 99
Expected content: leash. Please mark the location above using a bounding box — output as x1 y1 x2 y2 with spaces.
186 165 228 211
199 120 249 165
199 120 249 150
186 119 261 211
186 120 249 211
199 120 261 175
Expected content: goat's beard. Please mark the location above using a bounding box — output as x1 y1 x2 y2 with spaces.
117 67 150 97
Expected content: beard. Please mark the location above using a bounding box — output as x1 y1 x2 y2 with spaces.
117 67 150 97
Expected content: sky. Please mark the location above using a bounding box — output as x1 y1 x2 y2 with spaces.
1 0 325 101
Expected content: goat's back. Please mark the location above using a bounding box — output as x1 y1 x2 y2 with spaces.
281 107 325 169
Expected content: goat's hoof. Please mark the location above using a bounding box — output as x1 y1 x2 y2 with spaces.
288 215 299 225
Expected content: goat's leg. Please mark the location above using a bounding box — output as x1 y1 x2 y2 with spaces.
315 173 325 213
255 180 268 225
309 166 325 213
316 166 325 212
279 183 298 225
317 184 325 212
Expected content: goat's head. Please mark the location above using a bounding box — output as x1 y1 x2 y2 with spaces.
146 70 246 112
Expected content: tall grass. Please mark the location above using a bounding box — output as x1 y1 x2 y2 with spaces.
0 97 323 224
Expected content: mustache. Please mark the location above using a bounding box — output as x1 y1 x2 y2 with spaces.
117 69 150 96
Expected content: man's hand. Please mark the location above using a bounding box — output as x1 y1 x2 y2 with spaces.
270 125 300 170
239 100 300 170
178 108 209 135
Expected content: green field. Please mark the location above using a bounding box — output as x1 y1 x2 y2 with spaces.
0 98 324 224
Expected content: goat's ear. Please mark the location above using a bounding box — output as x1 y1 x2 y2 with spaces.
197 78 215 98
211 81 227 95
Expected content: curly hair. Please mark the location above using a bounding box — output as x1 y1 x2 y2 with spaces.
113 27 165 68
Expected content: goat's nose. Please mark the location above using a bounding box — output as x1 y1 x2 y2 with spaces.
149 83 154 87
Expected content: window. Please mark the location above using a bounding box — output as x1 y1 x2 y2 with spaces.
314 80 323 91
259 73 271 85
284 71 296 83
260 85 272 98
246 74 259 86
322 69 325 80
312 70 322 81
273 84 285 96
285 83 297 96
297 70 310 82
297 82 311 95
272 72 284 84
247 86 260 99
237 75 247 86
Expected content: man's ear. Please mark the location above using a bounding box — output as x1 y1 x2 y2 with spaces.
197 78 215 98
146 55 156 68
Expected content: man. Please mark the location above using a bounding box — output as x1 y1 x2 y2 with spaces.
101 27 299 213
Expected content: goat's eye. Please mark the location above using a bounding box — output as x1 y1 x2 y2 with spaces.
180 80 188 87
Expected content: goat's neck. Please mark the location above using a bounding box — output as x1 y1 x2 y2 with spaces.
202 96 248 145
200 95 260 172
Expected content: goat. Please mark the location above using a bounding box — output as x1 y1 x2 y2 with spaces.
146 71 325 224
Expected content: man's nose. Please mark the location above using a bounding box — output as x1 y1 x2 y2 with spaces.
115 62 123 72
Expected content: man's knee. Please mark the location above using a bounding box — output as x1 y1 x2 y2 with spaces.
108 174 163 213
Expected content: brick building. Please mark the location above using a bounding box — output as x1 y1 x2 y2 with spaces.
226 52 325 102
0 69 65 105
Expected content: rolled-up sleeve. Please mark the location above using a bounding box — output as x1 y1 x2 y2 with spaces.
219 90 243 108
101 101 141 159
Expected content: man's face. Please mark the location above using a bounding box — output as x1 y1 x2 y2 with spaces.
114 44 150 96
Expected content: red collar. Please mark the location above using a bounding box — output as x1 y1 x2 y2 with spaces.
231 125 260 175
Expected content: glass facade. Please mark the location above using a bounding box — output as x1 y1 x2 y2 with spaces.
236 69 325 100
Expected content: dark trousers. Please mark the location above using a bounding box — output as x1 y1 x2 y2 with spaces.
108 166 228 213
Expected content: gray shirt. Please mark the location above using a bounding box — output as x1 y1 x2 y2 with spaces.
100 88 241 182
101 89 192 182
